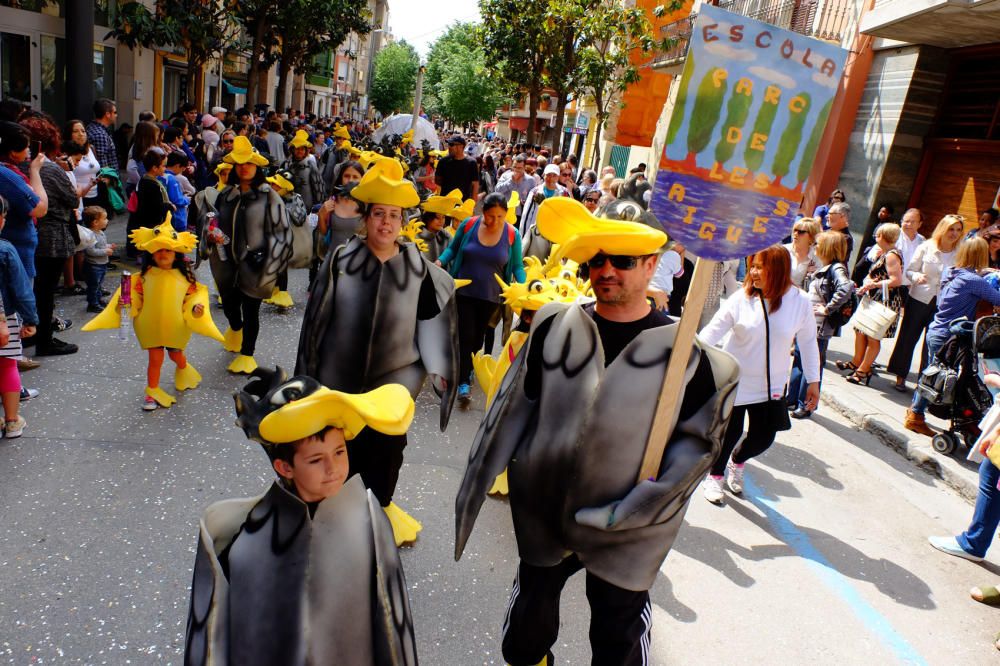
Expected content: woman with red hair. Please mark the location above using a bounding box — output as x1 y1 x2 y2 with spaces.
699 245 822 505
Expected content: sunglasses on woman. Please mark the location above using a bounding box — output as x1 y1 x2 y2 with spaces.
587 253 643 270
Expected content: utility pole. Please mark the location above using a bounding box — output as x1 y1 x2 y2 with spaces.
66 1 95 122
410 64 425 133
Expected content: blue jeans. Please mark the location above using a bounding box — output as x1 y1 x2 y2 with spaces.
84 262 107 308
788 338 829 410
956 458 1000 558
910 332 946 414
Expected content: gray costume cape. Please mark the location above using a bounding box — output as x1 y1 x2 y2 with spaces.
209 184 294 300
184 477 417 666
282 157 324 212
296 237 459 429
280 191 313 269
454 302 740 591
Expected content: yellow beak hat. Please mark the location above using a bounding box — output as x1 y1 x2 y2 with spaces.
234 368 415 447
130 217 198 254
505 191 520 225
289 129 311 149
223 135 269 166
267 172 295 196
450 198 475 221
351 156 420 208
537 197 667 263
333 125 351 140
422 188 464 216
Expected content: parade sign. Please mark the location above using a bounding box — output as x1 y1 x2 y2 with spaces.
651 5 848 261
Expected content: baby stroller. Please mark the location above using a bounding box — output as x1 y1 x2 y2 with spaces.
916 318 994 455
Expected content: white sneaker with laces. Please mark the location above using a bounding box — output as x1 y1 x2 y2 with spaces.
4 415 26 438
726 461 744 495
703 476 725 505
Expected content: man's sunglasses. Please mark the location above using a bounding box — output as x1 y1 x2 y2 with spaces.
587 253 644 270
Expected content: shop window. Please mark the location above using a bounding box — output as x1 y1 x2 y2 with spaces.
40 36 116 122
1 1 116 26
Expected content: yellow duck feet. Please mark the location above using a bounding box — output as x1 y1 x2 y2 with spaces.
222 327 243 353
264 289 295 308
145 386 177 408
488 468 509 496
174 363 202 391
228 354 258 374
383 502 422 546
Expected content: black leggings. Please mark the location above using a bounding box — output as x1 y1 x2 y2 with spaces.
347 428 406 506
886 295 936 378
275 270 288 291
33 255 66 348
456 294 500 383
220 286 263 356
710 402 779 476
501 554 651 666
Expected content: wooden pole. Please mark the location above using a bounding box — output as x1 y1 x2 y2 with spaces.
637 258 717 482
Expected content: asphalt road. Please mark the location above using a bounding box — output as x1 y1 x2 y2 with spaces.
1 259 998 665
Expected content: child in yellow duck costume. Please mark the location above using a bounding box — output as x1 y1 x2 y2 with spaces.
82 218 224 411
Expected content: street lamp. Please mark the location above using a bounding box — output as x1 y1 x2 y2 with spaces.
410 63 426 133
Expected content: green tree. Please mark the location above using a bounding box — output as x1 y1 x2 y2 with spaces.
744 88 781 172
685 67 727 161
110 1 238 107
230 0 283 108
575 1 677 169
713 84 753 167
665 53 695 149
796 97 832 189
438 49 507 126
479 0 549 145
370 42 420 117
771 92 812 186
424 22 481 117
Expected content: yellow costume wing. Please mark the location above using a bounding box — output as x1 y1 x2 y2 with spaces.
183 283 225 343
81 274 141 331
472 352 497 397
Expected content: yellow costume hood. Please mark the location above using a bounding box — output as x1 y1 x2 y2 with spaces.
351 157 419 209
537 197 667 263
131 218 198 254
422 189 464 216
223 136 269 166
289 129 311 149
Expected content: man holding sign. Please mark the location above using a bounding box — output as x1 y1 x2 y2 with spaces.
454 198 740 665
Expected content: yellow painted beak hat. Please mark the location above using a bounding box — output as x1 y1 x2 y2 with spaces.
537 197 667 263
351 156 420 208
267 172 295 196
223 135 269 166
289 129 311 149
333 125 351 140
130 217 198 254
505 191 520 225
401 129 414 145
450 198 475 221
258 383 415 444
423 188 464 216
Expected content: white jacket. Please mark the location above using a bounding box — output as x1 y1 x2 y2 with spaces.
700 286 820 406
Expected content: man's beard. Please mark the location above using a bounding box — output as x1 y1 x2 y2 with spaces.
593 279 627 304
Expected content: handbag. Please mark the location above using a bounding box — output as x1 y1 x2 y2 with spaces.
852 282 897 339
761 296 792 432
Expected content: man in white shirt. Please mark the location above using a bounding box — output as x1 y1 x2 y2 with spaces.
648 241 684 311
895 207 926 287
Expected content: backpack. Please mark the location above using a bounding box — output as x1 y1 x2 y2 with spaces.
823 262 858 330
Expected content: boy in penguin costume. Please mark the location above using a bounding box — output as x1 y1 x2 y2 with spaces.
296 156 459 546
282 129 324 212
454 198 740 665
184 367 418 666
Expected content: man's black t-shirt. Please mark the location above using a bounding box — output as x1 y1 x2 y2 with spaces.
585 302 672 366
436 156 479 200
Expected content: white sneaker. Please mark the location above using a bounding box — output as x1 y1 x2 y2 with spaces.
703 476 725 505
726 461 744 495
142 396 158 412
4 415 25 438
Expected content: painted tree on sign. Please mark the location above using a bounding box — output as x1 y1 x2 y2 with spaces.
685 67 727 164
713 82 753 168
772 92 812 187
744 86 781 172
665 53 695 149
796 97 832 190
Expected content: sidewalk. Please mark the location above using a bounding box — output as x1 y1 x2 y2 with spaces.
817 332 981 502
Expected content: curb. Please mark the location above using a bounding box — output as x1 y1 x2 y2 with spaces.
820 387 979 503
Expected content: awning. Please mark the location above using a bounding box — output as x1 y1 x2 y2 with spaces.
509 117 528 132
223 78 247 95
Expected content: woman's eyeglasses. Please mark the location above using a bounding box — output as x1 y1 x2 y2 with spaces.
587 254 642 270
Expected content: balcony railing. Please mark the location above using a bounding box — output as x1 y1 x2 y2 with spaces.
652 0 854 71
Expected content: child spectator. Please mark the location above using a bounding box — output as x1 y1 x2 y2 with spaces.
0 195 39 438
165 151 196 197
159 152 191 232
82 205 114 313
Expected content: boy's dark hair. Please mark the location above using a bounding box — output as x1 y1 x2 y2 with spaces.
268 426 334 464
142 149 165 172
82 205 106 227
163 126 183 144
421 210 439 224
166 151 189 168
61 140 86 157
